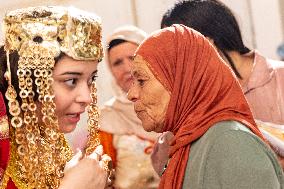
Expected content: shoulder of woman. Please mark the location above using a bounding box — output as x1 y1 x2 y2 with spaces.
200 121 284 189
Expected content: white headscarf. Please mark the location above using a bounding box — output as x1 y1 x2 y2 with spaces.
100 25 158 140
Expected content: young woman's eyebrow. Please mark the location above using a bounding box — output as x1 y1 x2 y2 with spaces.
57 70 98 76
59 71 82 76
91 70 98 75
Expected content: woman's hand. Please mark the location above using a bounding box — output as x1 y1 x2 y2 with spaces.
151 131 174 176
59 145 108 189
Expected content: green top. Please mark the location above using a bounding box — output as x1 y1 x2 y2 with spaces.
182 121 284 189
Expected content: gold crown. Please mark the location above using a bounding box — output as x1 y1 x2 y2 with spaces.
3 6 103 61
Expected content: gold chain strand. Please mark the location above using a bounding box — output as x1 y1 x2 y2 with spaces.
85 81 101 155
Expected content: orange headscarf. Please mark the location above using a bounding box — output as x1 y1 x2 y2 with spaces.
135 24 264 189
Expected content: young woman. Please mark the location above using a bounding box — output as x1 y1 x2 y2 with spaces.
0 6 109 189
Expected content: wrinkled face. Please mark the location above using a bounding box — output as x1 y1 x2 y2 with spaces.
108 42 138 93
52 55 98 133
127 55 171 133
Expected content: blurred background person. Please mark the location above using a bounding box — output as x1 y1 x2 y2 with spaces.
99 25 160 189
161 0 284 125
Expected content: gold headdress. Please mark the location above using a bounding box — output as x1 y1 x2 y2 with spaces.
2 6 103 188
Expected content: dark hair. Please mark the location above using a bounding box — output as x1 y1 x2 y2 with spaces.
107 39 127 51
0 46 20 105
161 0 250 79
0 46 64 114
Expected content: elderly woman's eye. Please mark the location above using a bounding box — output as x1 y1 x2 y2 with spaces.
137 79 145 86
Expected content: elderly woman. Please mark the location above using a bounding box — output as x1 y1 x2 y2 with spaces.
127 24 284 189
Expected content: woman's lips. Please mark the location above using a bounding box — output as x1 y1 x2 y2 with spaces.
66 113 81 123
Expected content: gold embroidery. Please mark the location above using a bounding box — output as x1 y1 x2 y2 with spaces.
0 134 72 189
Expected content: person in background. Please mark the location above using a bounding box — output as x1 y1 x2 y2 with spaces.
161 0 284 125
152 0 284 173
99 25 160 189
127 24 284 189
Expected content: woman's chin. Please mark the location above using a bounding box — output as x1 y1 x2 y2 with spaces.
143 123 164 133
59 124 77 134
142 123 160 133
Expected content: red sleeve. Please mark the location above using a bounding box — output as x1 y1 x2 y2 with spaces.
0 92 9 169
0 92 16 188
7 179 17 189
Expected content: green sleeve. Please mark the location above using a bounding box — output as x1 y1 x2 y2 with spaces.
202 131 282 189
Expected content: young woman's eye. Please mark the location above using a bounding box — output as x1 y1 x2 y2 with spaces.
88 75 98 86
64 78 77 87
92 74 98 82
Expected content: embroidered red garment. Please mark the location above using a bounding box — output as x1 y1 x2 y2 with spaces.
0 92 14 188
135 24 264 189
0 92 9 171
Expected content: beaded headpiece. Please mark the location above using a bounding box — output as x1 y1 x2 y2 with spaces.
2 6 102 188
